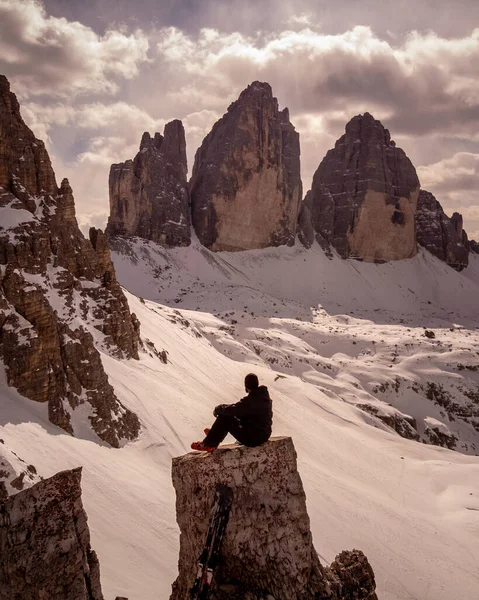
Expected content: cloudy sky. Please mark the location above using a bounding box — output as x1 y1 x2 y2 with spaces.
2 0 479 239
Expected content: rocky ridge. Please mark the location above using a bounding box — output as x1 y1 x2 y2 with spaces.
0 75 140 447
468 239 479 254
170 437 377 600
190 81 302 251
0 468 104 599
416 189 469 271
107 120 190 247
299 112 420 262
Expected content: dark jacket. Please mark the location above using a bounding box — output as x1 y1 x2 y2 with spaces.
215 385 272 444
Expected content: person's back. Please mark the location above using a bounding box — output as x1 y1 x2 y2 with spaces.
231 384 272 445
191 373 273 452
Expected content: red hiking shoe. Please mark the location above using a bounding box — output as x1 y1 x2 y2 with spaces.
191 441 216 453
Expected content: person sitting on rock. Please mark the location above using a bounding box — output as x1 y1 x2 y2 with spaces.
191 373 272 452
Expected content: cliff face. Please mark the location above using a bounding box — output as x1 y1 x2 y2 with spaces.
107 120 190 247
0 468 104 600
300 112 420 262
170 437 377 600
416 190 469 270
190 82 302 251
0 75 140 447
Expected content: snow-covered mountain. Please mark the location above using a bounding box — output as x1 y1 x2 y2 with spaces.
3 235 478 600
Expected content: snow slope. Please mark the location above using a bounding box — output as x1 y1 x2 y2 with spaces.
1 239 479 600
113 238 479 454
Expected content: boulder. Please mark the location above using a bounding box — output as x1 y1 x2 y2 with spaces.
170 437 377 600
190 82 302 251
0 468 104 600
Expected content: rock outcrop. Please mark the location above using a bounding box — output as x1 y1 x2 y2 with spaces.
416 190 469 270
300 112 420 262
170 437 377 600
190 82 302 251
471 239 479 254
0 74 140 447
107 120 190 247
0 441 41 500
0 468 104 600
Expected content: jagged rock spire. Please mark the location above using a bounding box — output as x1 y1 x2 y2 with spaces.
416 189 469 270
107 120 191 247
190 81 302 251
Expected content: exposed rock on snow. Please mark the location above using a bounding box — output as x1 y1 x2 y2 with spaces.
0 468 104 600
416 189 469 271
190 81 302 251
0 441 41 499
299 112 419 262
107 121 190 247
0 75 140 447
170 437 377 600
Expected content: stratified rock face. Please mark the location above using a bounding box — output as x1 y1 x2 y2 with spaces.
107 120 190 247
190 82 302 251
0 75 140 447
0 468 104 600
416 190 469 270
300 112 420 262
170 437 377 600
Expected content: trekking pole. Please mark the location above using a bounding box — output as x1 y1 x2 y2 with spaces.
189 485 233 600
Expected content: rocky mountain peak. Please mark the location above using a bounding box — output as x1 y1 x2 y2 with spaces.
416 189 469 270
345 112 392 146
0 75 141 447
162 119 188 177
190 81 302 251
140 131 163 151
236 80 274 103
107 120 191 247
299 112 420 262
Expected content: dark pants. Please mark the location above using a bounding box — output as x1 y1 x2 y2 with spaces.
203 415 265 448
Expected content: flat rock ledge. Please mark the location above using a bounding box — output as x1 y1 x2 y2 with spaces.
170 436 377 600
0 468 104 600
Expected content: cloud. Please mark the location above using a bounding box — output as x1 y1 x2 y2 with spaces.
156 25 479 140
417 153 479 238
0 0 149 98
287 13 314 27
4 2 478 236
418 153 479 204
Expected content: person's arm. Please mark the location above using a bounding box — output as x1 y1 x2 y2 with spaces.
214 397 253 418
